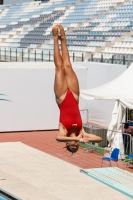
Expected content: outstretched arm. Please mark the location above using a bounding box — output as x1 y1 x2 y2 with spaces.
81 127 102 143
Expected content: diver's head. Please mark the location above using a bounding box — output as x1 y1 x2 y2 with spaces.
65 141 79 154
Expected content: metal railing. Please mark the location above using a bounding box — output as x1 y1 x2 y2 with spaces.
83 123 133 155
83 123 108 148
0 47 132 67
0 48 85 62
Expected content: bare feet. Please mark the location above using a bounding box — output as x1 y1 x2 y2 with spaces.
52 24 66 41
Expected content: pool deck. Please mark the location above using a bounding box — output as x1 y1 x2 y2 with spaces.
0 130 132 200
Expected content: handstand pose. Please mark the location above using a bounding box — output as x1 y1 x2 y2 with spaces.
52 24 102 153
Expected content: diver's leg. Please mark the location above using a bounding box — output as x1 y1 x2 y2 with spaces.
58 24 79 100
52 25 68 104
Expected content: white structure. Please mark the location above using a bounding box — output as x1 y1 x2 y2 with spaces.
75 62 126 127
80 63 133 154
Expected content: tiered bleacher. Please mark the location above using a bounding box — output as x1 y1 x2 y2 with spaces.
0 0 133 65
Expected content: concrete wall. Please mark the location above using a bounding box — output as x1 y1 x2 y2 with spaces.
4 0 33 4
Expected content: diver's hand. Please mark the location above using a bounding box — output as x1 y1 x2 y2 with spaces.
77 133 89 143
81 137 89 143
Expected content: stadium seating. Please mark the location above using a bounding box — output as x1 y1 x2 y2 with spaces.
0 0 133 64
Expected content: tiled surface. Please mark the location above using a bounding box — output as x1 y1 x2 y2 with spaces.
0 130 133 172
80 167 133 198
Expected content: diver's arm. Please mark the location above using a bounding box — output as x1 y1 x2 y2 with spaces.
81 127 102 143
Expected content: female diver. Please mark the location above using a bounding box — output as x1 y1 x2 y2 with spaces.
52 24 102 153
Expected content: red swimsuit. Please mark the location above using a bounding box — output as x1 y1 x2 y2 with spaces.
58 90 82 134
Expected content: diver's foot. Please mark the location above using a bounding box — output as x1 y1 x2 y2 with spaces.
52 25 58 39
58 24 66 40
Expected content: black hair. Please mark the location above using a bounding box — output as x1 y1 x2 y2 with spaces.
66 144 79 154
124 122 129 129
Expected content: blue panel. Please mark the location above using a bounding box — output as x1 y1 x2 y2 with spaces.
80 167 133 199
0 196 7 200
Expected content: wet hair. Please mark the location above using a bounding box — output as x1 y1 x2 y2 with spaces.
124 122 129 129
65 144 79 154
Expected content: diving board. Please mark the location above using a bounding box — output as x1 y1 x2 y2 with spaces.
80 167 133 199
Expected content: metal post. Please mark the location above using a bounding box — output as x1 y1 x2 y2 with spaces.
42 50 43 62
16 48 17 62
112 55 114 64
49 51 50 62
126 108 128 122
82 53 84 62
123 55 125 65
5 48 6 61
87 110 89 122
91 54 93 62
101 54 103 63
10 48 11 61
90 125 93 134
35 50 36 62
28 49 30 61
73 52 75 62
22 49 23 62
